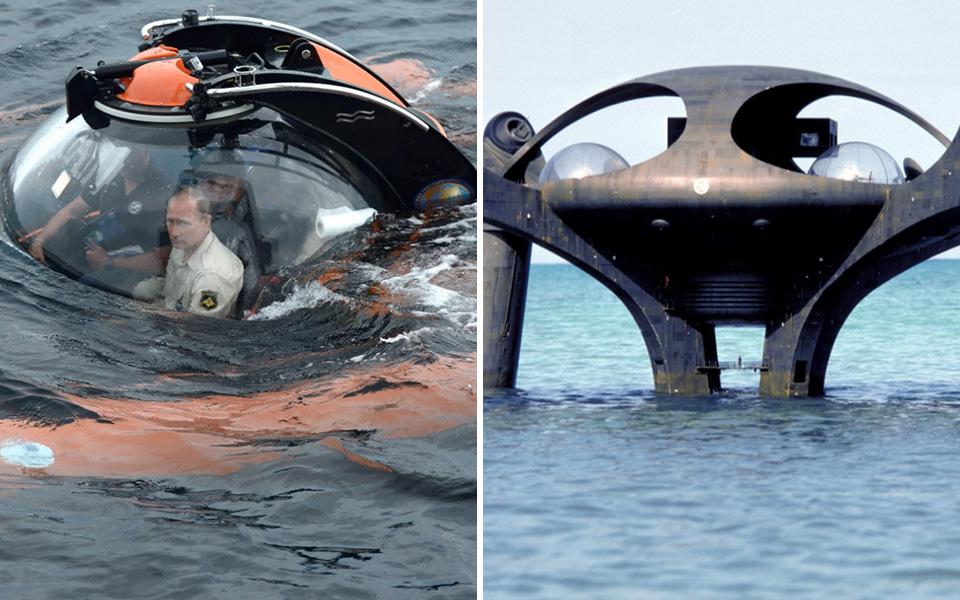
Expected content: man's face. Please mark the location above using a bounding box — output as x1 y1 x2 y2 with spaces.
166 192 211 253
201 175 243 204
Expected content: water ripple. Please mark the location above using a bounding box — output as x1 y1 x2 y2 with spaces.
487 261 960 599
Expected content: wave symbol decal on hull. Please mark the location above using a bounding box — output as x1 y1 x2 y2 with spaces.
336 109 376 124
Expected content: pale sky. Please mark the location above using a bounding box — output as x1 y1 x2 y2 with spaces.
483 0 960 261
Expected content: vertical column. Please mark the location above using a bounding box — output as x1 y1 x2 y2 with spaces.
646 313 720 395
482 225 532 389
482 111 541 390
760 321 817 397
760 314 844 397
701 324 721 393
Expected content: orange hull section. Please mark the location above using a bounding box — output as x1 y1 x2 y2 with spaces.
310 42 406 106
0 355 475 478
116 45 198 107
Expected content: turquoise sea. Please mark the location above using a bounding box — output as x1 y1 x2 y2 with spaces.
485 259 960 599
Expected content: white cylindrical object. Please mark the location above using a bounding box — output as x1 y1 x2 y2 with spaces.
315 207 376 240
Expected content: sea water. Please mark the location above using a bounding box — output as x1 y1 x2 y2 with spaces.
0 1 476 597
485 260 960 599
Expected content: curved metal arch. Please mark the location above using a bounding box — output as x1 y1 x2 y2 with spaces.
495 222 671 369
635 66 948 145
786 205 960 395
820 89 947 146
732 81 950 151
500 82 681 182
483 172 671 365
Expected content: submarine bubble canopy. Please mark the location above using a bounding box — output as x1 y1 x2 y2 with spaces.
808 141 904 185
3 107 397 306
539 142 630 184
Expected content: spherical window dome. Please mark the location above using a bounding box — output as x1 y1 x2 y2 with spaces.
539 142 629 184
808 141 904 184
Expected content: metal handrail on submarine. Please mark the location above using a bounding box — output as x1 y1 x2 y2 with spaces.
483 66 959 397
64 9 475 211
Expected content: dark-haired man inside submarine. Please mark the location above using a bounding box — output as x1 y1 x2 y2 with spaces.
30 148 248 318
95 172 250 319
131 184 243 318
29 143 171 275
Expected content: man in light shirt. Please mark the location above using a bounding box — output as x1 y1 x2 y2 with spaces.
135 186 243 318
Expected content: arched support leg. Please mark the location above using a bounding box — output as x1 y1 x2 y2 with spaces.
639 309 720 395
761 319 816 397
484 170 721 395
482 225 532 389
760 311 847 397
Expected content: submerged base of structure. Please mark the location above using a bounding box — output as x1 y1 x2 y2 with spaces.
482 226 531 389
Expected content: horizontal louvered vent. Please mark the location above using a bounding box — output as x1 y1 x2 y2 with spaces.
675 275 775 318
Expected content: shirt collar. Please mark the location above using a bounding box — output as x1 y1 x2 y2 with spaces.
185 230 216 268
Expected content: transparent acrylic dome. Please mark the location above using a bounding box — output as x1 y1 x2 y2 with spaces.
808 141 904 184
1 106 394 305
539 142 629 184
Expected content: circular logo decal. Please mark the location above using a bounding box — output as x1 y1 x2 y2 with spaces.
693 178 710 195
414 179 473 211
127 200 143 215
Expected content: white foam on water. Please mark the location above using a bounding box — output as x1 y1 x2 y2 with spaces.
417 209 477 246
380 327 435 344
1 438 54 468
409 78 443 104
249 207 477 330
380 254 477 330
419 217 475 234
381 254 458 293
248 281 352 321
428 236 457 245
